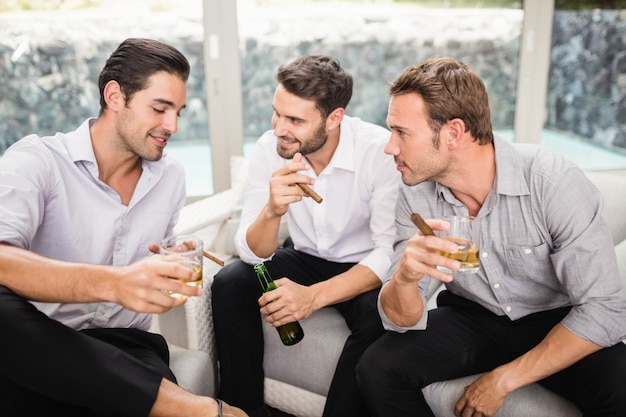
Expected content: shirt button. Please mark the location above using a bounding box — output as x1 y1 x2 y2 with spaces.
481 252 488 258
524 248 532 254
506 306 512 312
494 283 500 289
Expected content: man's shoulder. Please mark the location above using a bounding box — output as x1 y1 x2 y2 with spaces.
509 141 580 181
342 115 390 151
344 115 389 135
2 132 68 168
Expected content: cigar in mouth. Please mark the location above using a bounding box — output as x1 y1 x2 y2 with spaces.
297 183 323 204
410 213 435 236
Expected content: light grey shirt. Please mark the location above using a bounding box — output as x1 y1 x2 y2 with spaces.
0 118 186 331
235 115 399 280
380 136 626 347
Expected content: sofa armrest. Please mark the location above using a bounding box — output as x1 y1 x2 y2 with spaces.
150 188 242 395
151 256 229 395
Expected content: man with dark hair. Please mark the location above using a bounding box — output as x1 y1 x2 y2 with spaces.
356 56 626 417
0 38 246 417
211 54 399 417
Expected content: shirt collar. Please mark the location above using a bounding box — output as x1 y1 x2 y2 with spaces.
492 135 530 197
434 135 530 208
321 117 356 174
65 118 98 164
64 117 165 186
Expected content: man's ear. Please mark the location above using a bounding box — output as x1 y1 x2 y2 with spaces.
103 80 125 112
444 118 467 150
325 108 345 131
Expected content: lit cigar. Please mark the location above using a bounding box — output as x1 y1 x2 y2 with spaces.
297 183 323 204
410 213 435 236
203 250 225 266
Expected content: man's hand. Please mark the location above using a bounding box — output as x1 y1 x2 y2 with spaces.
113 255 202 313
454 371 509 417
258 278 315 327
267 153 314 217
396 218 460 285
380 218 461 327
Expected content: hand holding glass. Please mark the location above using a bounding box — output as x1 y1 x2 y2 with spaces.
436 216 480 274
160 235 204 298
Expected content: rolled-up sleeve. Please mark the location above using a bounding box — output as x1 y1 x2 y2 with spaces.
546 169 626 347
357 147 399 280
378 280 429 332
234 135 275 265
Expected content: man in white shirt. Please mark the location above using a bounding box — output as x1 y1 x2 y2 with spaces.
0 38 245 417
211 55 399 417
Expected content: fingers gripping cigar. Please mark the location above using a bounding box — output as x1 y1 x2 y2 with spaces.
410 213 435 236
297 183 323 204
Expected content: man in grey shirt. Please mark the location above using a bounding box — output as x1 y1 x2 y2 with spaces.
356 57 626 417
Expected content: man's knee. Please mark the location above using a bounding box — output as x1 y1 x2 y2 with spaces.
211 261 261 317
212 261 254 296
596 344 626 412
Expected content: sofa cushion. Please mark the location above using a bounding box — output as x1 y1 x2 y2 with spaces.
263 307 350 397
168 344 215 396
423 375 581 417
585 171 626 245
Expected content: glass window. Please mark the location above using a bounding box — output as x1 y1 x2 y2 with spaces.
542 0 626 170
0 0 213 196
236 0 523 157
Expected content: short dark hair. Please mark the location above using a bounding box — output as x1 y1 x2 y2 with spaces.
389 57 494 145
98 38 190 114
276 54 353 119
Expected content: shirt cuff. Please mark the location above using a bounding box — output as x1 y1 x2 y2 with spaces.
377 281 429 333
358 248 393 281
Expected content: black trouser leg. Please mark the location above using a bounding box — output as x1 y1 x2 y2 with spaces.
322 289 385 417
212 245 364 417
540 342 626 417
356 291 570 417
0 285 173 417
211 260 267 415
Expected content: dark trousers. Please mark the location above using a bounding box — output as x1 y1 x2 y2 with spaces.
356 290 626 417
0 285 175 417
211 243 385 417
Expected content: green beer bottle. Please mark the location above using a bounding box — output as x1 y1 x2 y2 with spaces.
254 262 304 346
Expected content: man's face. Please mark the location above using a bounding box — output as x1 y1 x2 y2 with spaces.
271 84 328 159
384 93 448 186
115 72 187 161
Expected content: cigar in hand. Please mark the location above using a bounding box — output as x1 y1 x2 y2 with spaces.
297 183 323 204
203 250 225 266
410 213 435 236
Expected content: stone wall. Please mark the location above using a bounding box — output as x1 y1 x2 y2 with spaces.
0 8 624 155
548 9 626 150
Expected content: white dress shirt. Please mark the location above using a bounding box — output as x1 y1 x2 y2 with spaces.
235 115 399 280
0 118 187 331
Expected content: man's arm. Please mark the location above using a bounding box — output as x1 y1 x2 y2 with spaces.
260 263 381 327
0 243 199 313
235 146 314 261
380 217 460 327
455 323 601 417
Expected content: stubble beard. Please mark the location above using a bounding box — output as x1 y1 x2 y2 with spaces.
116 111 165 162
277 123 328 159
401 131 445 186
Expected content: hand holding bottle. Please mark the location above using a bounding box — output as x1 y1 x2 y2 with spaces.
254 262 305 346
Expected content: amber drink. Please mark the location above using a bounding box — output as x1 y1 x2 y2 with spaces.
160 235 204 298
436 216 480 274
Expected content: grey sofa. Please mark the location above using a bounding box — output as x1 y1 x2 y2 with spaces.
153 160 626 417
